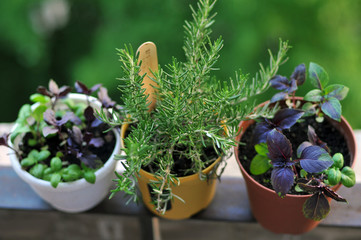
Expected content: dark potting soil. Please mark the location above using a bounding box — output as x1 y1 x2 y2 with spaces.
237 116 350 194
19 124 116 170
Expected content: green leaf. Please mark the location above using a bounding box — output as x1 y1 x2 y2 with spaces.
321 98 341 121
32 105 48 122
62 165 82 182
254 143 268 156
10 125 31 143
29 164 47 179
300 169 308 178
84 170 96 184
327 168 342 186
50 173 62 188
303 193 330 221
50 157 62 172
30 93 50 103
21 157 36 168
341 166 356 188
16 104 32 123
332 153 344 169
324 84 349 101
301 102 316 117
38 150 51 161
304 89 323 102
309 62 329 89
250 154 271 175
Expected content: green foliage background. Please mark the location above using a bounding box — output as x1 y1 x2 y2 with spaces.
1 0 361 128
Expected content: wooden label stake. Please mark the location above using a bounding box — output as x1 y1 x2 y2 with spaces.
137 42 159 111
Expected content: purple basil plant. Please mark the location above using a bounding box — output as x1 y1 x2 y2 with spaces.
249 63 355 220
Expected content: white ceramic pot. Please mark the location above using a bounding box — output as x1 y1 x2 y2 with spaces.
8 94 121 213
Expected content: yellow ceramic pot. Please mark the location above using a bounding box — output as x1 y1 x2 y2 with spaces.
121 123 221 220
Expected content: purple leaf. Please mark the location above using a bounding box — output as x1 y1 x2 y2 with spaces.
42 126 58 137
84 106 96 123
49 80 59 95
79 152 99 169
253 121 275 144
321 98 341 122
97 87 116 108
267 129 292 164
58 86 72 98
323 187 347 202
43 109 57 126
297 141 313 158
37 86 53 97
271 166 295 197
75 81 90 94
57 112 82 126
303 193 330 220
307 125 330 152
297 182 321 194
71 126 83 145
83 132 93 144
270 75 290 91
273 108 304 130
288 79 298 93
90 84 102 93
0 134 9 147
91 118 103 128
89 137 104 148
299 146 333 173
290 63 306 86
270 92 288 103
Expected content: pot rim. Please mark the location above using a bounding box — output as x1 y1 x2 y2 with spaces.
234 98 357 199
8 93 121 191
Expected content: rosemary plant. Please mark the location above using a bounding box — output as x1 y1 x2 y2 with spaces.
99 0 289 214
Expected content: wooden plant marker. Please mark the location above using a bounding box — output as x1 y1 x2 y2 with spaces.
136 42 159 111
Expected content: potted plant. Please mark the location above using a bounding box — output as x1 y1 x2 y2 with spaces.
0 80 121 213
97 0 290 219
235 61 357 234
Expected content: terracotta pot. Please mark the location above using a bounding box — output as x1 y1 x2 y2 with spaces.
234 99 357 234
121 123 221 220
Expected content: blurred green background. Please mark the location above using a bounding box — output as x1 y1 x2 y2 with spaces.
1 0 361 128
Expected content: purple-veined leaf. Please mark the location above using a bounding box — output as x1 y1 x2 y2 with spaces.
323 187 347 202
75 81 101 95
325 84 349 101
273 108 304 130
299 146 333 173
309 62 329 90
297 141 313 158
90 84 102 93
89 137 105 148
304 89 323 102
267 129 292 163
271 166 295 197
98 87 116 108
49 79 59 95
321 97 341 122
270 75 290 91
43 109 57 126
253 121 274 144
270 92 288 103
42 126 58 137
303 193 330 220
290 63 306 86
